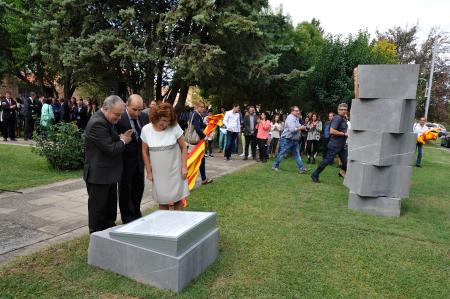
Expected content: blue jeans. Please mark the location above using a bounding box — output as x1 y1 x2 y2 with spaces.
219 131 227 150
416 143 423 166
272 138 305 170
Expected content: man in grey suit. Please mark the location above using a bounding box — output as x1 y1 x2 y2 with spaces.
243 106 258 160
84 95 133 233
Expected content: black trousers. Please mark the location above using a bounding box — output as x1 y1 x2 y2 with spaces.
225 131 238 159
119 170 145 224
244 134 257 158
23 116 34 139
87 182 118 233
258 138 268 161
2 116 16 139
312 145 347 179
306 139 320 158
322 138 330 158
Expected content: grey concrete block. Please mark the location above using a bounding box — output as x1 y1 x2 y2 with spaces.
357 64 420 99
109 210 217 257
348 130 417 166
88 226 219 293
344 161 412 198
350 98 416 133
348 191 401 217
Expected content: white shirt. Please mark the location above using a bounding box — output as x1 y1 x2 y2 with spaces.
140 123 183 147
223 110 241 133
413 123 428 135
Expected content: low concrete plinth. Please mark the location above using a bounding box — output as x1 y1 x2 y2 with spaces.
348 191 401 217
88 211 219 293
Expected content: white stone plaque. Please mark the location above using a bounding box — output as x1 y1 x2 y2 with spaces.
113 210 214 238
109 210 217 256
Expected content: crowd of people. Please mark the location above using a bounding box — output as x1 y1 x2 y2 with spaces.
2 90 428 233
0 91 99 141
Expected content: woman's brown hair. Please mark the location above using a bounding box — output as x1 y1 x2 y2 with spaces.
150 102 177 126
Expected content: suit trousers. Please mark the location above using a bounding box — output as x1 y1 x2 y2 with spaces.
244 134 257 158
87 182 118 233
312 145 347 179
119 170 145 224
24 116 34 139
2 116 16 139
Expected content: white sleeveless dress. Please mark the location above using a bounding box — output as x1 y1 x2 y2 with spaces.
140 123 189 204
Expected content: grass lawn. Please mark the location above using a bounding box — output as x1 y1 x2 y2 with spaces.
1 145 449 298
0 144 82 191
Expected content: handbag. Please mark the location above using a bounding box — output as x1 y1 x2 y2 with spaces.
185 112 200 145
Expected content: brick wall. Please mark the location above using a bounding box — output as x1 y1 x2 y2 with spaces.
0 75 19 98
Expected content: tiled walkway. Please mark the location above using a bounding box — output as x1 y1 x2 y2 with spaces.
0 143 254 265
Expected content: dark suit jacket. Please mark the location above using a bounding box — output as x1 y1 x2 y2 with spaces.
22 97 34 118
116 111 149 176
83 110 126 184
243 114 257 136
1 98 17 121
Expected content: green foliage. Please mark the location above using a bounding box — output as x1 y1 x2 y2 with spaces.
32 122 85 171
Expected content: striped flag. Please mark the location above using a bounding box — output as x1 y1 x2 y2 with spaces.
182 113 224 207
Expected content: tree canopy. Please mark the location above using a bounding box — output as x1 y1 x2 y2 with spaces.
1 1 448 123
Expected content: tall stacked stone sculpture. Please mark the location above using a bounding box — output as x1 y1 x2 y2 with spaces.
344 64 420 217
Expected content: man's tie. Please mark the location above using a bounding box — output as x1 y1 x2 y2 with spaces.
131 118 141 139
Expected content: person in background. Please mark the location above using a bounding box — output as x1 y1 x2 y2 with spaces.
75 98 88 130
243 106 258 160
1 92 17 141
192 101 214 184
322 112 334 159
70 97 77 122
413 117 429 167
141 103 189 210
299 116 309 155
311 103 349 183
15 98 23 138
204 111 216 157
306 113 322 164
23 92 36 140
223 104 241 161
256 112 271 163
60 98 71 123
272 106 309 174
40 97 55 129
269 114 283 158
52 98 61 124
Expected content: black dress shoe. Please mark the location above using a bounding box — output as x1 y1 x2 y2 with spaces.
3 138 7 142
311 175 319 183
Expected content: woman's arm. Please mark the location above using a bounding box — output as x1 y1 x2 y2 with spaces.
177 135 188 180
141 141 153 181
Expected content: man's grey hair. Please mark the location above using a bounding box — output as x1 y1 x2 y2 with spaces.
102 95 124 110
338 103 348 109
29 92 36 98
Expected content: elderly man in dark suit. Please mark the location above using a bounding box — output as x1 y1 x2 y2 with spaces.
116 94 148 224
84 95 133 233
23 92 36 140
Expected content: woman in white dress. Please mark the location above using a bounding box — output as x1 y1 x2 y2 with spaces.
141 103 189 210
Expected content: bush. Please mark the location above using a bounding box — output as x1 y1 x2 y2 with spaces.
33 122 85 170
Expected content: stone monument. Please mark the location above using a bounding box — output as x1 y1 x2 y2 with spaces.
88 210 219 293
344 64 420 217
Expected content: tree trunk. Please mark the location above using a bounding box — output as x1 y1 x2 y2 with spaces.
155 61 164 102
175 83 189 113
144 65 155 106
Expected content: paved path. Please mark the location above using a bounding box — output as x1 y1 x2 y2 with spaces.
0 149 254 266
0 138 34 147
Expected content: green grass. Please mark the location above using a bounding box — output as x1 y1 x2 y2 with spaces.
0 144 82 191
1 146 449 298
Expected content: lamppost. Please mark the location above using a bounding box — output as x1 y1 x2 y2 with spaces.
424 45 438 120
